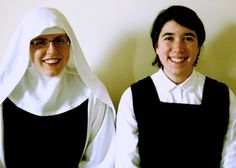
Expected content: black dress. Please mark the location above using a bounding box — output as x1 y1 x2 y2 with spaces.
3 98 88 168
131 76 229 168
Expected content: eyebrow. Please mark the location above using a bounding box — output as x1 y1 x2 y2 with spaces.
184 33 196 37
161 32 196 37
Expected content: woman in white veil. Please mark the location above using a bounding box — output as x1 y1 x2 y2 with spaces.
0 7 115 168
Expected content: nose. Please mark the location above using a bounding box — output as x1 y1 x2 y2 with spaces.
173 39 185 52
47 42 58 54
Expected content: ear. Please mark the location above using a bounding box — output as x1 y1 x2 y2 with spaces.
154 41 159 54
155 47 159 55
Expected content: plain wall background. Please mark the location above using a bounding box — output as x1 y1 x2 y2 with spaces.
1 0 236 109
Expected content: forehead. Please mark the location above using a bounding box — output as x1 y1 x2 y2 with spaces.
160 20 196 35
33 33 67 39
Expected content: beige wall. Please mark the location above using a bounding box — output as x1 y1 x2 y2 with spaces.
1 0 236 109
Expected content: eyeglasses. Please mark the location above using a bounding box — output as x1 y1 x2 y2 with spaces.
30 36 71 48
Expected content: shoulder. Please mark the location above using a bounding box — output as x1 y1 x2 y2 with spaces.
88 95 109 110
205 76 229 89
131 76 152 90
203 76 230 104
120 76 151 99
88 95 115 117
195 70 228 90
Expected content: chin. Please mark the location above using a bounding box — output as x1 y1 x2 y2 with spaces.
43 71 61 77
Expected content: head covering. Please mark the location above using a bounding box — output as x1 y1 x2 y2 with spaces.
0 7 115 116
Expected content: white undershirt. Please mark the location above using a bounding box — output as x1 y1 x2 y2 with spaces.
115 69 236 168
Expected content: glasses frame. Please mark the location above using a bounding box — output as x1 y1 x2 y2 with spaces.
30 35 71 48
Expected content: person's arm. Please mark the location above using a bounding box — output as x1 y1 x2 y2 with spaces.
115 88 141 168
221 89 236 168
79 97 116 168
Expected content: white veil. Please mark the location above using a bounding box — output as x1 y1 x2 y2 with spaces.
0 7 115 116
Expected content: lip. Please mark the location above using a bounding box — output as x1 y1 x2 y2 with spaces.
169 56 187 63
43 58 61 64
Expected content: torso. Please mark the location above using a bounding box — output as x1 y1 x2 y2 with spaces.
3 98 88 168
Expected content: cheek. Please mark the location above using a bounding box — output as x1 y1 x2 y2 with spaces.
30 49 36 63
188 45 199 57
155 44 168 56
63 48 70 63
30 49 44 64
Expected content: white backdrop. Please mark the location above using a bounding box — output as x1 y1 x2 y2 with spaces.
1 0 236 108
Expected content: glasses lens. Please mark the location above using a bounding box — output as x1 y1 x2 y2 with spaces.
54 36 69 46
30 36 70 48
30 38 49 48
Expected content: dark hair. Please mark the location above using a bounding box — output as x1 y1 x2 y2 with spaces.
150 5 206 68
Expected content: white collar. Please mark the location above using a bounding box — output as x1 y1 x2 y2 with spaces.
152 68 199 93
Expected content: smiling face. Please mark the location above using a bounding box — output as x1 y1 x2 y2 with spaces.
30 33 70 77
155 20 199 84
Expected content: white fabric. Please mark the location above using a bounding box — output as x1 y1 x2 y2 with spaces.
115 69 236 168
41 26 66 35
0 6 115 114
9 65 90 116
0 7 116 168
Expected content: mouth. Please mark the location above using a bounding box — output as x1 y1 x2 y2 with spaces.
169 57 187 63
43 58 61 64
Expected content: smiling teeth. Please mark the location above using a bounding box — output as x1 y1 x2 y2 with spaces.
44 59 59 64
170 57 185 63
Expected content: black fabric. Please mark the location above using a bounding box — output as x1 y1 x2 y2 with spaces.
131 76 229 168
3 98 88 168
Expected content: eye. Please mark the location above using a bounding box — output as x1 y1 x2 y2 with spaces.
184 36 194 42
163 36 174 41
53 36 69 46
30 38 48 47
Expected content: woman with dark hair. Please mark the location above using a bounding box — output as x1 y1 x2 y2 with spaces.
116 5 236 168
